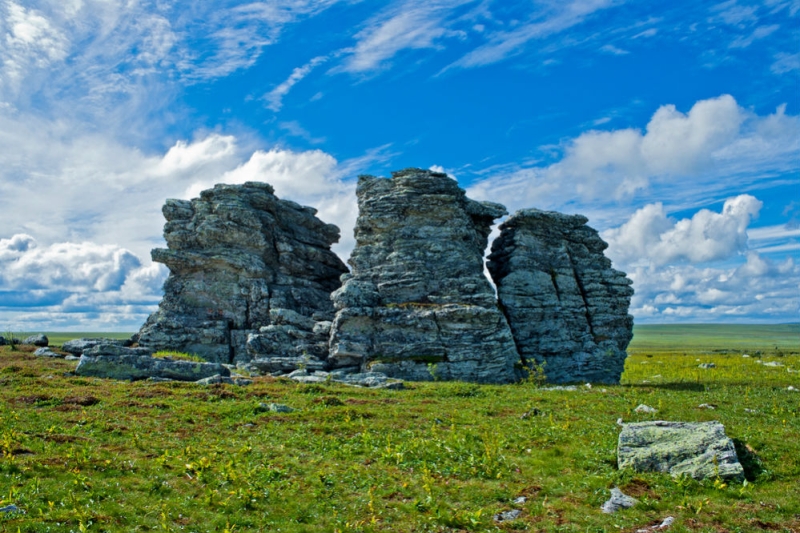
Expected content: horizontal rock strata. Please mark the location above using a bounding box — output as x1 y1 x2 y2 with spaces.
137 182 348 364
618 421 744 480
75 344 230 381
329 168 520 383
488 209 633 384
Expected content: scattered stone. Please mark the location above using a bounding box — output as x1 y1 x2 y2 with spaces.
634 404 657 413
64 355 80 361
513 496 527 504
75 344 230 382
61 338 131 356
617 418 624 426
137 182 348 364
23 334 49 347
493 509 522 522
744 408 758 413
329 168 520 383
256 403 295 414
195 374 253 386
742 354 750 358
636 516 675 532
788 386 797 392
698 363 716 369
541 385 578 391
601 487 638 514
0 504 22 514
33 347 63 358
618 421 744 480
286 370 404 389
521 408 542 419
763 361 784 367
488 208 633 384
698 403 716 410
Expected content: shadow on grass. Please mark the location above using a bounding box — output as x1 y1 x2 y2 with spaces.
623 382 707 392
732 438 765 482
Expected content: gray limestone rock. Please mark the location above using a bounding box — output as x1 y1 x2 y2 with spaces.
617 421 744 481
23 334 49 347
328 168 520 383
195 374 253 386
488 208 633 384
34 347 63 358
75 345 230 381
61 338 131 356
601 488 638 514
137 182 348 364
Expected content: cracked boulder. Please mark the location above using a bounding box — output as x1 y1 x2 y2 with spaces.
488 208 633 384
137 182 348 364
328 168 520 383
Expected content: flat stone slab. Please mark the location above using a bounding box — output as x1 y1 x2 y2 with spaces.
75 345 230 382
618 421 744 480
61 338 131 355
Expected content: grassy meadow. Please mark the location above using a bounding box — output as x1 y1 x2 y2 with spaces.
1 325 798 532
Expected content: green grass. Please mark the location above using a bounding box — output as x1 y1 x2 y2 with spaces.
630 323 800 352
0 327 798 532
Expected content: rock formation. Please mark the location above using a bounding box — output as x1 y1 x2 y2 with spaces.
328 168 521 383
137 182 348 364
488 209 633 384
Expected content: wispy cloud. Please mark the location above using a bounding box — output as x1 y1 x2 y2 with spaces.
338 0 476 73
445 0 619 70
264 55 328 111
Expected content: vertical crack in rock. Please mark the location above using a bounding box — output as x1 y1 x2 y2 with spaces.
329 168 521 383
137 182 348 364
487 208 633 384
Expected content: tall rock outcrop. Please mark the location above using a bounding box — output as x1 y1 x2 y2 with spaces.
487 209 633 384
137 182 348 363
328 168 521 383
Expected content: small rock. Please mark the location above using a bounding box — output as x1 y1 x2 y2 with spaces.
521 408 541 419
698 363 716 369
513 496 527 504
698 403 716 410
493 509 522 522
23 334 49 347
636 516 675 531
256 403 295 414
541 385 578 391
64 355 80 361
602 487 638 514
788 386 797 392
0 504 22 513
763 361 784 367
195 374 253 386
617 418 624 426
742 354 750 358
634 404 657 413
33 347 63 358
744 408 758 413
585 383 592 389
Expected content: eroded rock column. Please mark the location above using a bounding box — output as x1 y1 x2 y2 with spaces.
487 209 633 384
328 168 521 383
137 182 348 363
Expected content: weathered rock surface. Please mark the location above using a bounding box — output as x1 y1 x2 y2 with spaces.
618 421 744 480
601 488 638 514
137 182 348 364
62 338 131 356
75 344 230 381
328 168 520 383
488 208 633 384
33 347 62 358
23 334 49 347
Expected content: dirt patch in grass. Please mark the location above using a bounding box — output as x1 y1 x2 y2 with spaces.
63 395 101 406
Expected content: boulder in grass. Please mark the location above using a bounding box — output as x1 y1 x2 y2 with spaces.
75 344 230 382
61 338 131 356
601 488 638 514
618 421 744 481
34 347 63 358
23 334 49 347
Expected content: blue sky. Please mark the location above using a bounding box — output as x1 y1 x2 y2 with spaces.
0 0 798 331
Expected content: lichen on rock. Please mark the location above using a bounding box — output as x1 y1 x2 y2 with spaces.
328 168 521 383
488 208 634 384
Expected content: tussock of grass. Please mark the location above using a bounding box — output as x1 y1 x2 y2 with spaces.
152 350 206 362
0 328 798 532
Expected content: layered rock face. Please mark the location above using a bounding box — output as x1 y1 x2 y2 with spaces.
328 168 520 383
487 209 633 384
137 182 348 363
